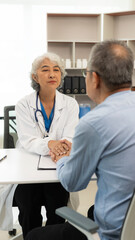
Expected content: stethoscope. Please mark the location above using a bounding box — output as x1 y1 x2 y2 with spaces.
34 92 49 138
35 92 44 122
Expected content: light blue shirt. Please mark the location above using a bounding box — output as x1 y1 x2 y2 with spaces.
57 91 135 240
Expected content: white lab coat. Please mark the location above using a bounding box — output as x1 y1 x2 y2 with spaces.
0 90 79 230
16 90 79 155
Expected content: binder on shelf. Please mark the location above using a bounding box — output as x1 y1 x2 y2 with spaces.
79 76 86 94
58 82 64 93
64 76 72 94
58 87 64 93
72 76 79 94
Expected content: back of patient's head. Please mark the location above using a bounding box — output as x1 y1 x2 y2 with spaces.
87 40 134 91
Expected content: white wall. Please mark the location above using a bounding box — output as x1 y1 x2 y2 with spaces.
0 0 134 146
0 0 134 10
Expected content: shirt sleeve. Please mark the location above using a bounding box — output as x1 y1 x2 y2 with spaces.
57 118 103 192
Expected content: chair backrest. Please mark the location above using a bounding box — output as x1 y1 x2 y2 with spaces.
120 190 135 240
3 105 18 148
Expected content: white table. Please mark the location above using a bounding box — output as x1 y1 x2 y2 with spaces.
0 148 59 184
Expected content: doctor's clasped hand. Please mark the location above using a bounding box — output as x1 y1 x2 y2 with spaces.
48 139 71 156
49 139 72 162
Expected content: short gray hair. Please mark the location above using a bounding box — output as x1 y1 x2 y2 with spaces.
87 40 134 90
30 52 66 91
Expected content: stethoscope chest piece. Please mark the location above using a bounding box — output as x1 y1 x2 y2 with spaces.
44 133 49 138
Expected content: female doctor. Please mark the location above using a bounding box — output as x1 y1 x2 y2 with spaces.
13 52 79 238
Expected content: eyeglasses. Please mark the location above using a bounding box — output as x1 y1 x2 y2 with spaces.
82 70 91 78
82 69 101 78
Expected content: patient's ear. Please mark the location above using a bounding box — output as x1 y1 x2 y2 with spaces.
92 72 100 89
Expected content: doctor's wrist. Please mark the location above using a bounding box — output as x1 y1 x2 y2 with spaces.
48 140 58 150
48 140 53 149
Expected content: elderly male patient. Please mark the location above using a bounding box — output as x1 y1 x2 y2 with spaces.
25 40 135 240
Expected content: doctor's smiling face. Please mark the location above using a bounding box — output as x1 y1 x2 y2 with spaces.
32 58 61 92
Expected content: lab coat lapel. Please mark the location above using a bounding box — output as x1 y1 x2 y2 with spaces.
50 91 65 129
36 112 45 134
30 92 45 134
36 95 45 133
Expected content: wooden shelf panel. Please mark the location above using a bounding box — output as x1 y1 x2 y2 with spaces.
132 69 135 86
48 40 99 43
75 42 95 61
48 42 73 60
47 13 100 17
128 40 135 59
47 14 101 42
105 11 135 16
103 13 135 40
47 41 96 68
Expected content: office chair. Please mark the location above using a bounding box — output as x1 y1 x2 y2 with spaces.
3 105 18 149
56 207 98 240
3 106 23 240
120 190 135 240
56 190 135 240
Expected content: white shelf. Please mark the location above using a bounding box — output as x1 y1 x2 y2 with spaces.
48 40 73 43
48 40 99 43
103 11 135 41
103 11 135 86
47 11 135 93
47 13 102 70
47 13 101 42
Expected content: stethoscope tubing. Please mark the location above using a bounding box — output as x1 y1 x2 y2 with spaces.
35 92 44 122
34 92 49 137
